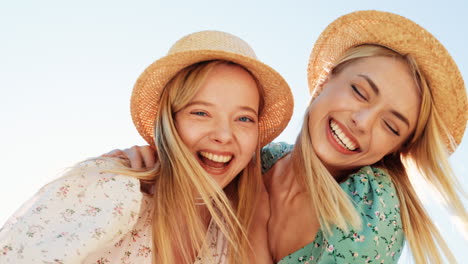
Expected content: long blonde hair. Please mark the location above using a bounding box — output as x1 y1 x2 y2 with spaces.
291 115 362 234
111 60 264 263
296 45 467 263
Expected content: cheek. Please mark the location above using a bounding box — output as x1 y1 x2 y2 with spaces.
174 118 199 149
238 127 259 156
307 108 321 142
307 91 334 126
369 132 402 159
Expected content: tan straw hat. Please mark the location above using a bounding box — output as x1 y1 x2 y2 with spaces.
131 30 293 147
308 10 467 152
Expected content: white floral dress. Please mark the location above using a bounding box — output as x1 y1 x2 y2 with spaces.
0 159 227 264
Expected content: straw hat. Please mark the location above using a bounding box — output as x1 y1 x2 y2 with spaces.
308 10 467 152
131 30 293 147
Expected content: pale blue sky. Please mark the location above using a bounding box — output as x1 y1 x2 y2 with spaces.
1 0 467 262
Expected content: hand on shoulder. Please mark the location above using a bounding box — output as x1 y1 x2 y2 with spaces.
102 145 157 169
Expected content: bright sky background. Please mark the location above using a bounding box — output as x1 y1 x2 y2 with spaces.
1 0 467 262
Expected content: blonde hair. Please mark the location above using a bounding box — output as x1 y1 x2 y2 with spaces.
110 60 264 263
300 44 467 263
291 115 361 235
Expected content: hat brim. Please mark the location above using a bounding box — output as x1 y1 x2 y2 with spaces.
131 50 293 147
308 10 467 151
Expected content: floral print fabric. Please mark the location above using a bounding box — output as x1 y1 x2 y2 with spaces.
261 142 405 264
1 142 405 263
0 159 227 264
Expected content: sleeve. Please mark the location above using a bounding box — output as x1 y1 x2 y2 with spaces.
260 142 294 173
0 159 143 264
321 166 405 263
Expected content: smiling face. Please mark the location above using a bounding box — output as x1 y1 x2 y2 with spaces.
174 63 260 188
308 56 421 177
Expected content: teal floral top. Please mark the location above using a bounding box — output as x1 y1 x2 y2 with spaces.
261 142 405 264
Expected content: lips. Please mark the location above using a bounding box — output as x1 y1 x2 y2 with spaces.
198 151 233 170
329 119 360 151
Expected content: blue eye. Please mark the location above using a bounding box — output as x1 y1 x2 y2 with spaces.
352 85 367 101
238 116 254 122
191 111 208 116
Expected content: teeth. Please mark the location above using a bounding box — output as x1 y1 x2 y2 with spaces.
330 120 358 151
199 151 232 163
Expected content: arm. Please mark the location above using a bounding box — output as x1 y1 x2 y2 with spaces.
0 159 142 263
102 142 295 171
101 143 288 263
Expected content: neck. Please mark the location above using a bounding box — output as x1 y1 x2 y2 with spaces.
197 204 212 230
326 166 360 183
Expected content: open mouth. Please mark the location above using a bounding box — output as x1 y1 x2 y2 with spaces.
329 119 359 151
198 151 233 169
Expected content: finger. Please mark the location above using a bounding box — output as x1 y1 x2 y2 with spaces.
140 145 157 168
101 149 126 158
126 146 144 169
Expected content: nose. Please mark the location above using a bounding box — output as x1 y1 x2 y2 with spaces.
209 119 234 144
351 108 377 134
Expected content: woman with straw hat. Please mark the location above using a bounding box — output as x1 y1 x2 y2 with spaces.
112 10 467 263
265 10 466 263
0 30 293 263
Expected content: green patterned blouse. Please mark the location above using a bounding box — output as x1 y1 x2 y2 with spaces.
261 142 405 264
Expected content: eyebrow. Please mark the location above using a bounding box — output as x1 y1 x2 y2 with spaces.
358 74 379 96
390 110 410 128
186 101 258 116
358 74 410 128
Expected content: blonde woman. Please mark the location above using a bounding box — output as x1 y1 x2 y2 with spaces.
0 31 293 263
114 11 467 263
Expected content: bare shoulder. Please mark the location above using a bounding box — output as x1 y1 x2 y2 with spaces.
263 153 292 191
